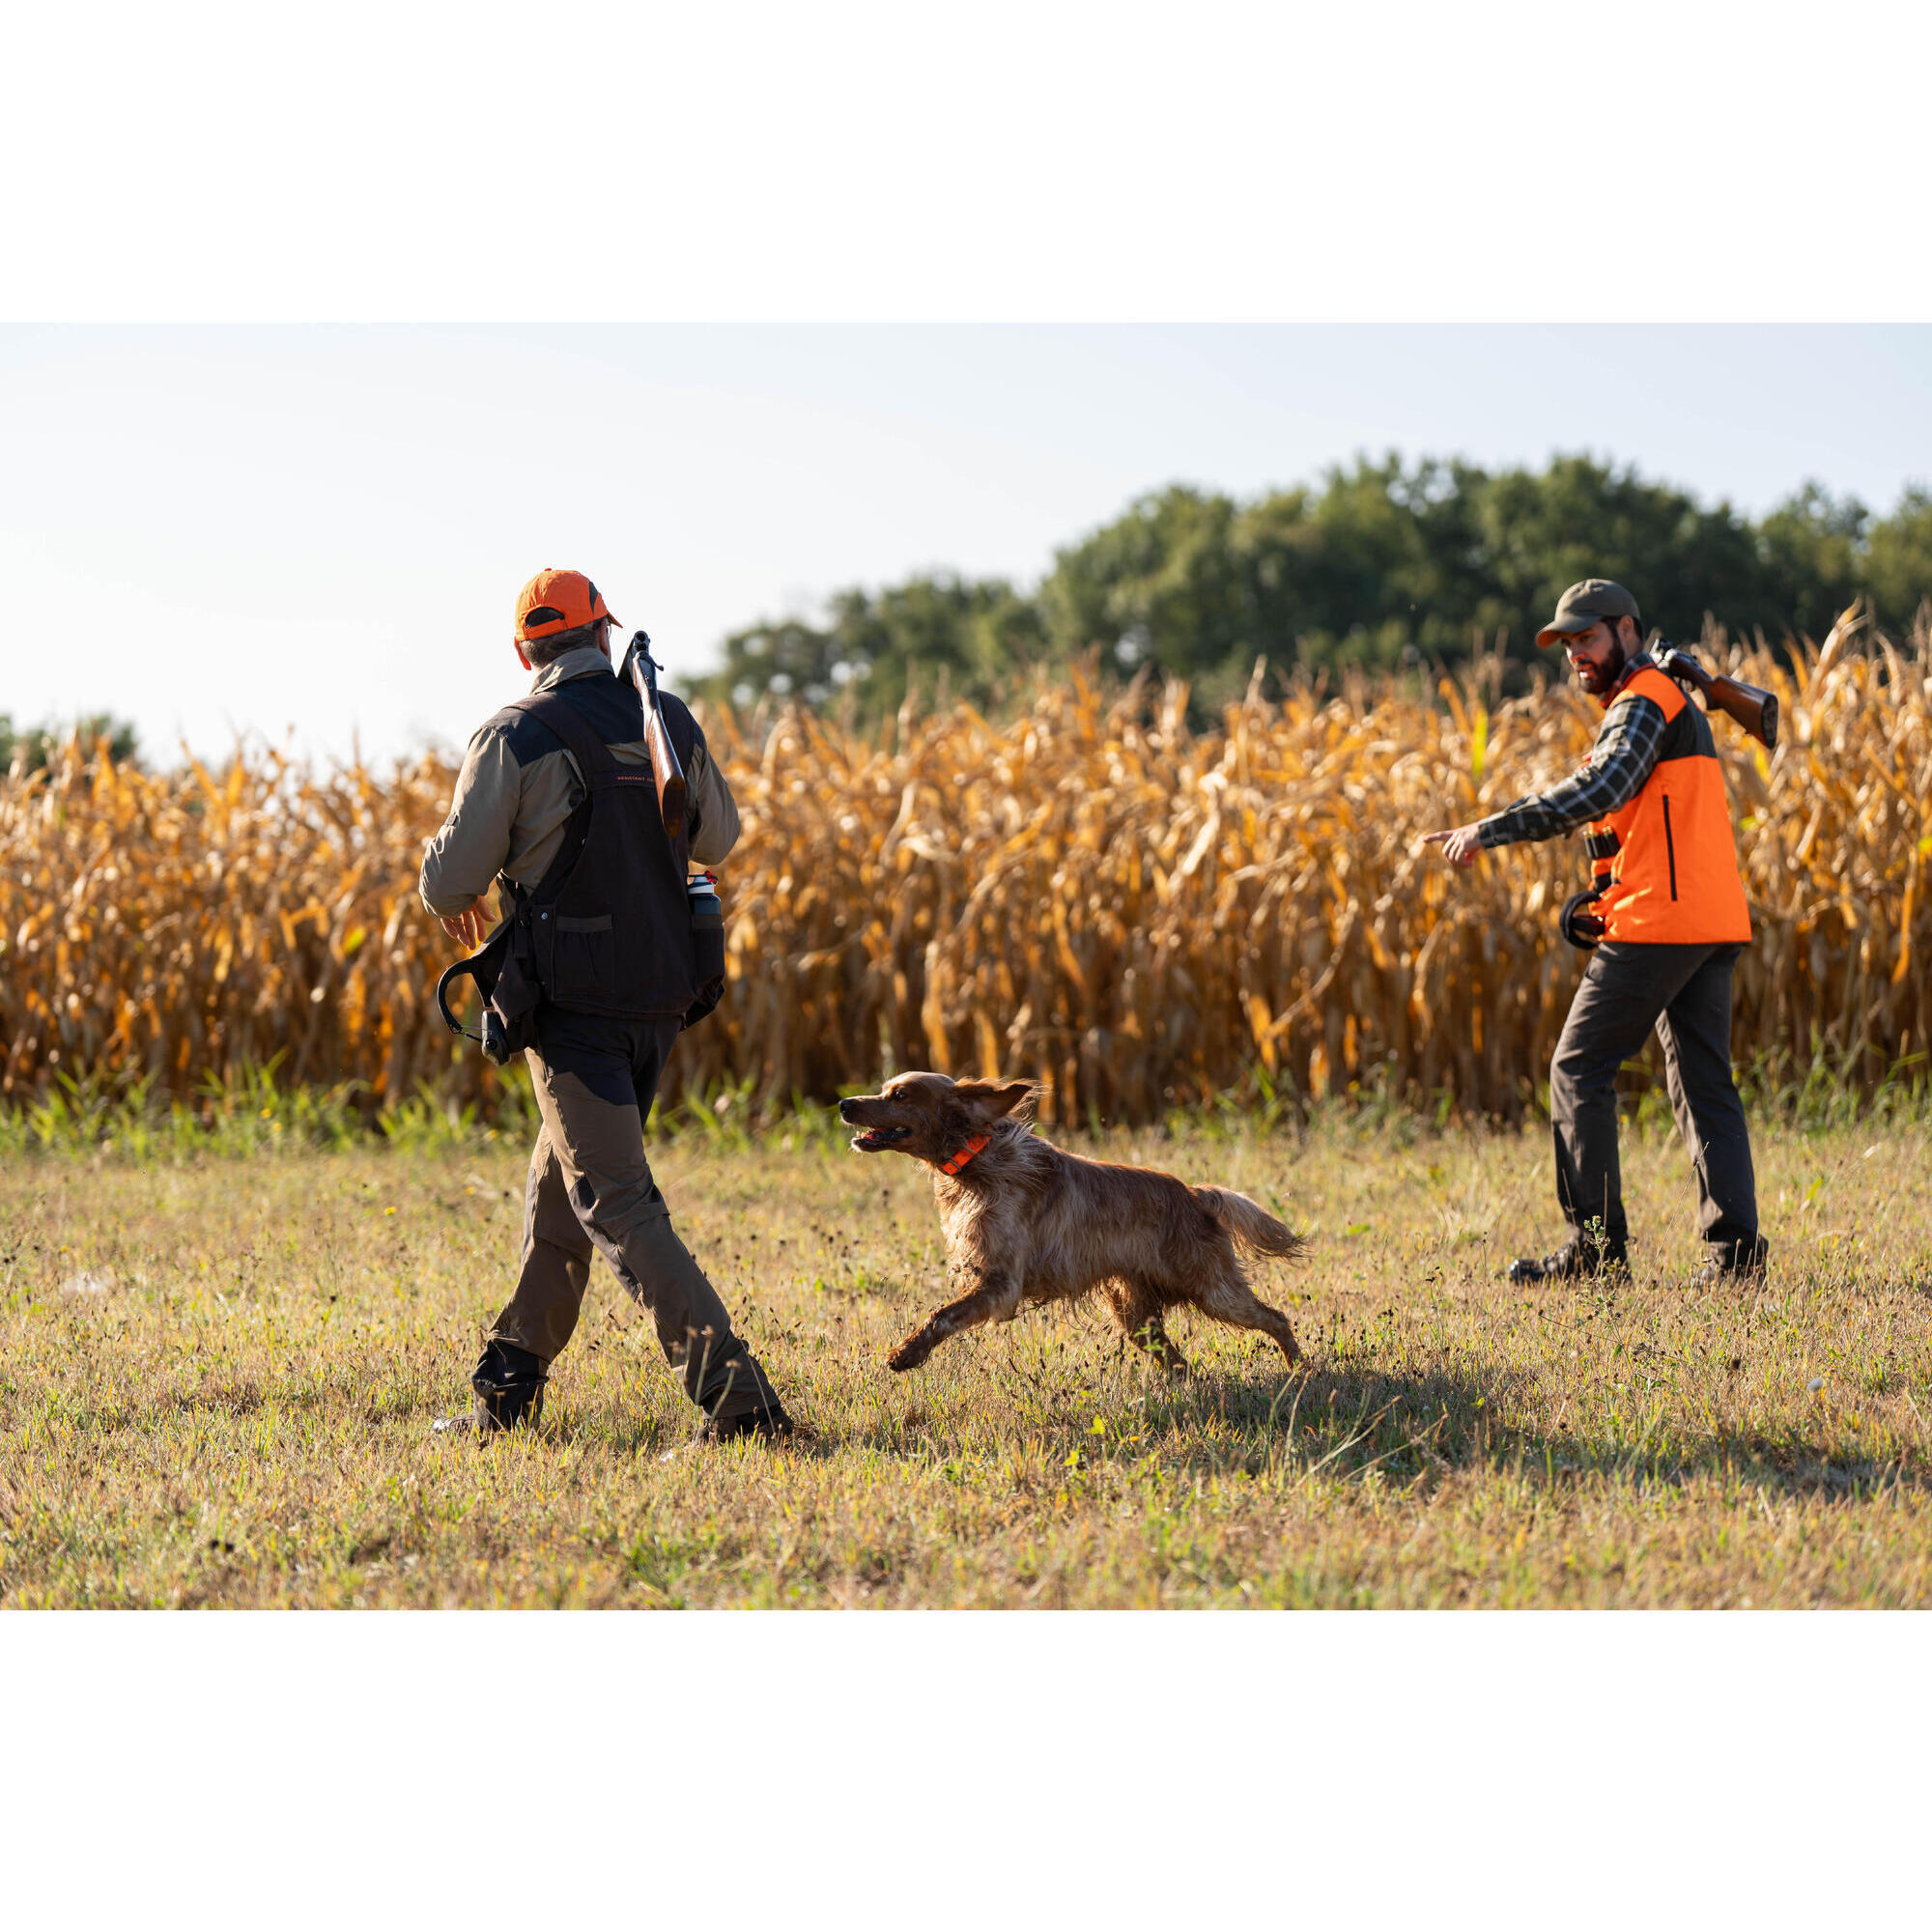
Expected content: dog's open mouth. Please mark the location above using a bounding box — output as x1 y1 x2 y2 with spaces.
850 1124 912 1152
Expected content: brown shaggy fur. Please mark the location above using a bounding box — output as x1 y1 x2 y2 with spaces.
838 1073 1308 1377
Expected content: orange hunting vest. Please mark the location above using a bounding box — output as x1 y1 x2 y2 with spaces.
1583 666 1751 946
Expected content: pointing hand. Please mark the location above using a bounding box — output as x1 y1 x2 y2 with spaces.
1421 824 1484 867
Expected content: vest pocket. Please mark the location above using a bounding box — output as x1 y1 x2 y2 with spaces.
549 912 620 1007
1662 797 1678 899
692 909 725 985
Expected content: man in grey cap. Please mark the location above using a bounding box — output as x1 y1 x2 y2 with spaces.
1424 579 1767 1287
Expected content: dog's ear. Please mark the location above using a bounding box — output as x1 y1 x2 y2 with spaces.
958 1079 1035 1121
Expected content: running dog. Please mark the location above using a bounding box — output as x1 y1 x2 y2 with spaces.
838 1073 1307 1376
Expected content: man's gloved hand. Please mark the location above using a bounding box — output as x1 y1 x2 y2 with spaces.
1559 887 1606 951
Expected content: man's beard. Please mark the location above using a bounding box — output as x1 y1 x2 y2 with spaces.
1574 638 1628 698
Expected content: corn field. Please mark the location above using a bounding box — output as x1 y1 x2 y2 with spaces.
5 606 1928 1126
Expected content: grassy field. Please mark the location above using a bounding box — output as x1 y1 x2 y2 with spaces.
4 1104 1929 1608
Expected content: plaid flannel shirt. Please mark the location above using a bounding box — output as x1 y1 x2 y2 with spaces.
1476 657 1671 849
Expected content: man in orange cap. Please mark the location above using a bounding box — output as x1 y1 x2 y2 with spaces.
1425 579 1767 1290
421 568 793 1440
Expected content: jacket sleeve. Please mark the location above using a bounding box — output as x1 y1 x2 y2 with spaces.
419 724 524 917
1475 695 1667 848
686 735 741 868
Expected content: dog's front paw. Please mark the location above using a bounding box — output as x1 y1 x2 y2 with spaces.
886 1334 929 1373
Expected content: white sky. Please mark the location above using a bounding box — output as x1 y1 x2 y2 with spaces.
6 324 1930 766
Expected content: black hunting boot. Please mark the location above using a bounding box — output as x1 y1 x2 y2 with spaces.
693 1342 797 1444
1690 1235 1770 1291
432 1339 547 1437
696 1397 798 1444
1507 1233 1630 1285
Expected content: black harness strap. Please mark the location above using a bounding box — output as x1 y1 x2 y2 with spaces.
436 919 513 1041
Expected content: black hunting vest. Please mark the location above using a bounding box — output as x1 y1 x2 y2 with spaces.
509 672 704 1019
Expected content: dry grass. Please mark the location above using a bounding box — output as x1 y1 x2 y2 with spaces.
6 605 1928 1124
5 1110 1928 1608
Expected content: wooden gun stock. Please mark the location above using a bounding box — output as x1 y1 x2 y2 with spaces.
1656 648 1779 752
643 703 689 846
623 631 689 846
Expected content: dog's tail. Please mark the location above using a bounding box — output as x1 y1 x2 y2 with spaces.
1195 1187 1308 1263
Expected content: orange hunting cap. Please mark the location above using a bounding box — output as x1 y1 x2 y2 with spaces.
514 568 617 644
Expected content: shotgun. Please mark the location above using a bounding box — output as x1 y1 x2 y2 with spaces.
619 630 689 845
1655 646 1779 751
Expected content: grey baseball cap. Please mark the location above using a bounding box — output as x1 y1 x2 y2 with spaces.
1536 579 1641 648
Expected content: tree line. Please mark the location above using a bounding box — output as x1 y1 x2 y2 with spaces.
1 713 140 773
687 454 1932 720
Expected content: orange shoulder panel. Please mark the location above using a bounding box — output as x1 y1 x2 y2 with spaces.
1612 665 1687 723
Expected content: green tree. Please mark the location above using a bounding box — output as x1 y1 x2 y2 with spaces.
1038 453 1802 699
684 456 1932 725
686 573 1046 722
1039 485 1249 689
1754 483 1867 642
1237 459 1439 675
1466 454 1773 657
1862 485 1932 635
1 712 139 772
1039 462 1458 700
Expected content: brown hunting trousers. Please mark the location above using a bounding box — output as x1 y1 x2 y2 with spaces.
485 1007 777 1421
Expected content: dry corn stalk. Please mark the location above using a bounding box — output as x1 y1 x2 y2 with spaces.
4 609 1927 1124
0 744 491 1115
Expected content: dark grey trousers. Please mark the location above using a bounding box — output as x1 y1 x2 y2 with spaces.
1548 941 1758 1255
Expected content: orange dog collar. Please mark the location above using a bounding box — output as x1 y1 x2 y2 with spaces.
939 1133 990 1176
